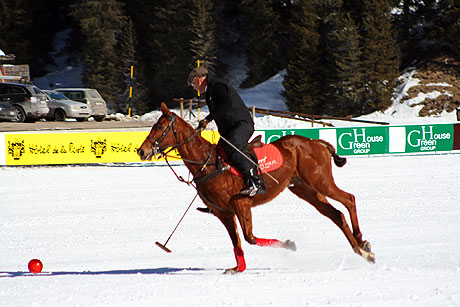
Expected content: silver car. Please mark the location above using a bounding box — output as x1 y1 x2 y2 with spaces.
55 88 108 121
43 90 91 122
0 83 49 122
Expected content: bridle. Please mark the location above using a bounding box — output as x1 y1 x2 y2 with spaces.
147 113 179 158
146 112 233 214
147 112 216 177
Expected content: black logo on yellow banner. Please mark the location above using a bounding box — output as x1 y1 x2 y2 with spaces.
90 139 107 158
8 140 26 160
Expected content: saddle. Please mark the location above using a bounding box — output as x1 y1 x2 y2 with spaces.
218 135 284 177
247 135 264 150
194 136 283 184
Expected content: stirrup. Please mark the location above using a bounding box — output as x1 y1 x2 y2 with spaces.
240 181 265 197
240 186 258 197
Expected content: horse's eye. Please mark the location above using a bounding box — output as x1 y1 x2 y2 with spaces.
157 125 164 130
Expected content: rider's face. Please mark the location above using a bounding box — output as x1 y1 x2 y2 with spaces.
192 76 206 93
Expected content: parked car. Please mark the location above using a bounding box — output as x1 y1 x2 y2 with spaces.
42 90 91 122
0 101 17 122
0 83 49 122
55 88 108 121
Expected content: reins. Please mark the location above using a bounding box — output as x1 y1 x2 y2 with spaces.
147 114 217 181
148 113 204 162
150 115 232 213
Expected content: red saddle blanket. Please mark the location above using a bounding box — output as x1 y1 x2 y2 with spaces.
218 143 284 177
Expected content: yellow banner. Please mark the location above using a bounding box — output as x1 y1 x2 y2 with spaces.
4 130 220 166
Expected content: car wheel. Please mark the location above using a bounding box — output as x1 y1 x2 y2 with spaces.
76 117 87 122
55 109 66 121
14 106 26 122
93 116 105 122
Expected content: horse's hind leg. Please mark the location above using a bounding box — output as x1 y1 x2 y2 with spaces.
289 179 375 263
298 164 365 248
233 200 297 251
317 180 373 252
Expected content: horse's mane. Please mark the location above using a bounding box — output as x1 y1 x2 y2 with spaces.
173 112 214 148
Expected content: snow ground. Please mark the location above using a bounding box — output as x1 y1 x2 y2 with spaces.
1 154 460 306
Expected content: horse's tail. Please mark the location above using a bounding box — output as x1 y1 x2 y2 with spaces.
317 139 347 167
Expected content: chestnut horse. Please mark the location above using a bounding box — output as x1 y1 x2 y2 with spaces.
138 103 375 274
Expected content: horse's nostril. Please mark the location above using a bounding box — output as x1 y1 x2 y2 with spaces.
137 149 144 157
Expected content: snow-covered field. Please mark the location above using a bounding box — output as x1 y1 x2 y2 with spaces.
1 153 459 306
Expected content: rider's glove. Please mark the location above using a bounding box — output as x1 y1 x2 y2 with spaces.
197 119 209 130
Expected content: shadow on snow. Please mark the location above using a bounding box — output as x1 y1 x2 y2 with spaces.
0 267 207 278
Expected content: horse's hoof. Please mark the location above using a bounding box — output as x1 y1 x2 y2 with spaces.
354 247 376 264
224 267 243 275
365 251 376 264
363 241 372 252
282 240 297 251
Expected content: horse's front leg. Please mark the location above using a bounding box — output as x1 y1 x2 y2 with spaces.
235 201 297 251
215 212 246 274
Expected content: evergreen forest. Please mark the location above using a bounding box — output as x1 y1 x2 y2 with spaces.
1 0 459 116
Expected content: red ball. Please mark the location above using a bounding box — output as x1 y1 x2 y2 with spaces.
28 259 43 274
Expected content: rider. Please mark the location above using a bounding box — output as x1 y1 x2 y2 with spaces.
187 66 265 197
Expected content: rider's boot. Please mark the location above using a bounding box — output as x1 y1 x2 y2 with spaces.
240 168 266 197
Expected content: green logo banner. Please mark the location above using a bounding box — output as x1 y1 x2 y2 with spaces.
336 127 388 155
405 124 453 153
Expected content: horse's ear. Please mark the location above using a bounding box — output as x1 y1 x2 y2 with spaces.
160 102 170 115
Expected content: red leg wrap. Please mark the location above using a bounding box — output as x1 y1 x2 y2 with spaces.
233 247 246 272
255 238 283 247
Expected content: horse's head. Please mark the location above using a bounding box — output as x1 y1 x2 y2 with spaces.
137 103 179 161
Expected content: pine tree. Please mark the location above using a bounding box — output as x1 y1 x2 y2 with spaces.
70 0 136 112
444 0 460 54
189 0 218 74
318 0 364 116
334 14 364 116
283 0 323 114
239 0 281 88
122 0 156 112
0 0 70 77
115 18 139 113
0 0 31 64
359 0 399 114
427 0 460 57
139 1 194 109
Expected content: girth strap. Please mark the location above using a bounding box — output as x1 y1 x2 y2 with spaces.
196 190 233 214
194 153 230 184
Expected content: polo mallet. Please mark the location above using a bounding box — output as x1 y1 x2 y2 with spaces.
155 192 199 253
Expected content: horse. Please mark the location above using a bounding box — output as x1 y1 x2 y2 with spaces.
137 103 375 274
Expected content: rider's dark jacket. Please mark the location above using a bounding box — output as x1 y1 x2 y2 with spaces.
204 77 254 137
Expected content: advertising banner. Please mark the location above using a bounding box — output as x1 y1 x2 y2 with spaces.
335 127 388 155
4 130 219 166
1 123 458 166
404 124 454 153
5 131 151 165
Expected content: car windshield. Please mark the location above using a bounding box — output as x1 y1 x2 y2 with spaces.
47 91 68 100
87 90 102 99
32 86 42 94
